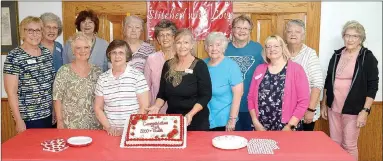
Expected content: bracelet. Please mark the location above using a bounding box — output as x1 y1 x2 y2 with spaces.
229 116 237 119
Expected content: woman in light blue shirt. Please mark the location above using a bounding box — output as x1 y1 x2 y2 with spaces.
203 32 244 131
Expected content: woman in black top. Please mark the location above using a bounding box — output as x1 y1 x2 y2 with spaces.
149 29 212 131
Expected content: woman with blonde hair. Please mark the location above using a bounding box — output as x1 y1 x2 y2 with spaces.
3 16 55 132
322 20 379 160
53 32 102 129
149 29 212 131
248 35 310 131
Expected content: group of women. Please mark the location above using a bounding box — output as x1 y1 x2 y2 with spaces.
3 10 378 160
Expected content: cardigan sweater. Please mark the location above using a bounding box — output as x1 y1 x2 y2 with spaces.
247 60 310 123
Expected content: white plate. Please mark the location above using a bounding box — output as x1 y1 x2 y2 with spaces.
212 135 248 150
67 136 92 147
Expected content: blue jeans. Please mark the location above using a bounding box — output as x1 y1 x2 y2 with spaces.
235 112 254 131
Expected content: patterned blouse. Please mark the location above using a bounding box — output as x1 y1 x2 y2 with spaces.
3 46 55 121
53 64 102 129
258 64 302 130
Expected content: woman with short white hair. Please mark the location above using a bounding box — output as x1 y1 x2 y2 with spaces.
284 19 324 131
40 12 64 72
322 20 379 160
123 15 155 73
203 32 243 131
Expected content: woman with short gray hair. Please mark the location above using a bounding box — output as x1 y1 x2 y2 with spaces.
144 19 178 114
284 19 324 131
124 15 155 73
322 20 379 160
40 12 64 72
203 32 243 131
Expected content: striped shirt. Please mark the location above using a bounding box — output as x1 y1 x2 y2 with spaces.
290 44 324 121
127 42 155 73
95 65 149 128
3 46 55 121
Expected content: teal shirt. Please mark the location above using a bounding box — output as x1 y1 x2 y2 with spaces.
204 57 243 129
224 41 263 112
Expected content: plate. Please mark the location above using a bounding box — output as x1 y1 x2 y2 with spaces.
67 136 92 147
212 135 248 150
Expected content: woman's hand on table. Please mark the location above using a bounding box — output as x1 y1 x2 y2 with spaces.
15 119 26 134
107 126 123 136
225 118 236 131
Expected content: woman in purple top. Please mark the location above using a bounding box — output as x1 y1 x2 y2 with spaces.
247 35 310 131
144 19 178 114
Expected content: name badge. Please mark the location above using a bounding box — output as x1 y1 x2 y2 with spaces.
185 69 193 74
26 59 37 64
254 74 263 80
56 47 61 52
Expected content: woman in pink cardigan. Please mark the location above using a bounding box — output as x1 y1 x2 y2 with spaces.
248 35 310 131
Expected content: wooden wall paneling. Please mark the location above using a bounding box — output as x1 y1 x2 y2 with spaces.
62 2 77 43
251 14 277 46
1 98 16 143
97 14 110 42
358 102 382 161
306 2 321 54
234 2 308 13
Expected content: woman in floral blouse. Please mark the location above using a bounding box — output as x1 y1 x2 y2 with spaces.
53 32 102 129
248 35 310 131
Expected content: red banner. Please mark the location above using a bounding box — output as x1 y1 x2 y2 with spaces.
147 1 233 40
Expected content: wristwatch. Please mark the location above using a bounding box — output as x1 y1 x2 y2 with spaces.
289 124 297 131
307 108 316 112
361 108 371 115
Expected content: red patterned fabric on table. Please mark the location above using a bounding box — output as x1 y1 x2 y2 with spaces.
2 129 354 161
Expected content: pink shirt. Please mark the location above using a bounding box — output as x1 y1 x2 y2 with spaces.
331 50 358 113
247 60 310 123
143 51 167 113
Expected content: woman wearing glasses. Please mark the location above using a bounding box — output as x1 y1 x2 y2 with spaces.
40 12 64 72
248 35 310 131
3 16 55 133
321 21 379 160
224 15 264 131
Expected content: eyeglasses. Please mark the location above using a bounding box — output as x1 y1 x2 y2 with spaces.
110 51 126 56
344 34 359 40
44 26 59 31
233 26 251 31
24 28 42 35
265 45 281 49
158 33 174 38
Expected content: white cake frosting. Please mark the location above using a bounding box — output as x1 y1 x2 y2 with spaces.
120 114 187 149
